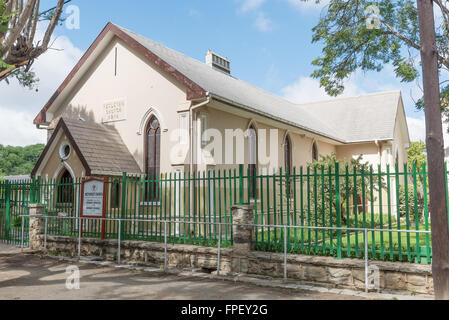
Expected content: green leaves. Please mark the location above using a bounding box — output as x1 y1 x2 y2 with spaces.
0 58 13 70
307 153 384 224
310 0 425 96
4 68 40 89
0 0 17 34
393 58 418 83
0 144 45 176
407 141 427 174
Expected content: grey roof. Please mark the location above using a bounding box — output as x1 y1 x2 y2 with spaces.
3 175 31 183
298 91 403 143
118 26 341 141
116 24 405 144
63 118 141 175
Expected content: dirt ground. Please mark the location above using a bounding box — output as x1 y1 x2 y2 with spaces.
0 243 371 300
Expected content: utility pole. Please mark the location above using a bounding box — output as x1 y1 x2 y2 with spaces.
417 0 449 299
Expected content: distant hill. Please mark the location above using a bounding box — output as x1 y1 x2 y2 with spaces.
0 144 45 177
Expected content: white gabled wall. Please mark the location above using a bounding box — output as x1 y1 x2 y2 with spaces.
391 99 411 169
53 37 189 174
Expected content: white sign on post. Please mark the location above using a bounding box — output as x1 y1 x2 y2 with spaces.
82 179 105 217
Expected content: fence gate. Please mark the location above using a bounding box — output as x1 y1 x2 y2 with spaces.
0 182 30 246
0 182 10 243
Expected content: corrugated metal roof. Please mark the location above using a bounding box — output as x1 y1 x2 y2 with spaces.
116 24 404 143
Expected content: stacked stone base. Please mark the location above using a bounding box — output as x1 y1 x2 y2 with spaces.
29 204 434 296
40 235 233 274
248 252 433 295
38 235 433 296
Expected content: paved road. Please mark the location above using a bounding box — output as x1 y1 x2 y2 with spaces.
0 244 366 300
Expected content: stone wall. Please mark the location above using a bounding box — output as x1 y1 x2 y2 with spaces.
37 234 433 295
29 204 434 296
41 235 233 273
248 252 433 295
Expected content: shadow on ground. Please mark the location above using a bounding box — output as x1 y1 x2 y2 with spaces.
0 245 366 300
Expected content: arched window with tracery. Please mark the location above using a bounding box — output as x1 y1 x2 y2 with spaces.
145 116 161 202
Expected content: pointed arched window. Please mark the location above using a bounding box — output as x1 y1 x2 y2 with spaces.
312 142 318 162
57 170 73 204
284 135 293 199
145 116 161 202
248 125 257 200
284 135 292 173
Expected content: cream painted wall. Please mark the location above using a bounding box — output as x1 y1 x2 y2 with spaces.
336 143 380 166
335 100 410 171
201 102 337 172
39 133 86 180
45 35 409 179
53 37 189 175
391 99 410 168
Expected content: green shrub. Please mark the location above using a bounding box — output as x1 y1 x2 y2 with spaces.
398 185 424 221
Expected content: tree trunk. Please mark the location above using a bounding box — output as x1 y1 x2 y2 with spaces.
417 0 449 300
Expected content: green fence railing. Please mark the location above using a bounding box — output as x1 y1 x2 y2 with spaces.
0 162 442 263
0 179 30 245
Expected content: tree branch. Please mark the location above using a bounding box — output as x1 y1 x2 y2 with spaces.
1 0 36 55
38 0 63 51
381 18 449 69
0 0 68 85
26 0 39 47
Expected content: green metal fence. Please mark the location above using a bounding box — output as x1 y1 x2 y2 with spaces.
0 179 30 245
0 162 442 263
252 163 432 264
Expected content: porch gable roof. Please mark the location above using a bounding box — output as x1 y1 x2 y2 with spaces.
32 117 142 177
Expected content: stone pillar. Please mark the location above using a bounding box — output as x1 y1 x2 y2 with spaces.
29 204 44 251
231 204 254 274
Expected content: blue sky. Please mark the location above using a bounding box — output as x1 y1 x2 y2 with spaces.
53 0 333 94
0 0 429 146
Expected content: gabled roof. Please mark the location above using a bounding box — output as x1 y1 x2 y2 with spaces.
118 26 342 142
297 91 407 143
34 22 408 144
32 117 141 177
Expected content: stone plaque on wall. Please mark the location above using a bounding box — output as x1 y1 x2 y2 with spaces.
102 99 127 123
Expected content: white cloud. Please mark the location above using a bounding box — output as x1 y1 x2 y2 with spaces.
254 12 273 32
407 116 426 143
0 30 83 147
280 76 449 147
236 0 272 32
281 76 364 103
239 0 266 13
287 0 330 11
407 116 449 148
0 107 47 147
